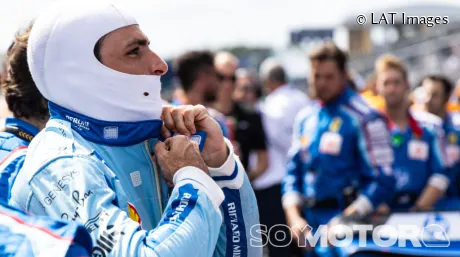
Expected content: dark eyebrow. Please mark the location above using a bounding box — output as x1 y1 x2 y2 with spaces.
126 39 149 49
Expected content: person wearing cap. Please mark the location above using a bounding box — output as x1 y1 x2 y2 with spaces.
9 1 260 257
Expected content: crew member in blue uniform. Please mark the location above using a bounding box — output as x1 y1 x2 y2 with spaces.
373 56 450 211
419 75 460 198
282 43 396 257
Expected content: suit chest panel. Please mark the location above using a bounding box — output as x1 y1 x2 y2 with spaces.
301 112 356 172
91 142 164 230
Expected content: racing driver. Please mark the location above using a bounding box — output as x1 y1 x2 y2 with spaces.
9 1 261 257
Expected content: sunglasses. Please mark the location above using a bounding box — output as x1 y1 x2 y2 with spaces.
217 72 236 83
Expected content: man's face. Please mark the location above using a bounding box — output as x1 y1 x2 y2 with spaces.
198 66 220 103
98 25 168 76
309 60 347 102
216 62 237 97
423 79 446 115
376 69 408 108
233 76 255 103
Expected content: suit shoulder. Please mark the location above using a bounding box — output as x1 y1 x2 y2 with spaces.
295 102 319 123
342 94 384 125
344 95 385 125
411 111 443 128
448 112 460 129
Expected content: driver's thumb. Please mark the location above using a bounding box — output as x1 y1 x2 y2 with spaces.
154 141 167 158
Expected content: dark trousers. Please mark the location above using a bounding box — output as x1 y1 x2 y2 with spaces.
255 184 304 257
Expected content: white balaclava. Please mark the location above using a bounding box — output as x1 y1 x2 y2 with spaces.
28 1 164 122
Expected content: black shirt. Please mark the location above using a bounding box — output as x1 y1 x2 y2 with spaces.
230 103 267 169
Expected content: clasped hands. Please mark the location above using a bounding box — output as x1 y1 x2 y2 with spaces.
154 105 229 184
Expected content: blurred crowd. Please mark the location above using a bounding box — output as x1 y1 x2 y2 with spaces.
2 11 460 257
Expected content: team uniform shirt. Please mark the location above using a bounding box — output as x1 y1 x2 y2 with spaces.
0 201 92 257
0 117 39 202
282 88 396 216
443 112 460 197
387 112 450 209
9 102 261 257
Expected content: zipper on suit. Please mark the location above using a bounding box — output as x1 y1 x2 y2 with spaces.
144 140 163 213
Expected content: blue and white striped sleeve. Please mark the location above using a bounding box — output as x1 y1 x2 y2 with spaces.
0 146 28 202
209 138 263 257
25 155 225 257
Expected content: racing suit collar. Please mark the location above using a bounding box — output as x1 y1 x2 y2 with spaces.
386 111 423 138
319 85 351 108
4 117 40 138
48 101 162 146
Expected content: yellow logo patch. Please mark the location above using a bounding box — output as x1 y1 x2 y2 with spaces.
128 202 142 227
449 132 458 145
329 118 342 132
300 136 309 147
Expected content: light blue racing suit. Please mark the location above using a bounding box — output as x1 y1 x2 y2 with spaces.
10 102 261 257
0 201 92 257
0 117 40 202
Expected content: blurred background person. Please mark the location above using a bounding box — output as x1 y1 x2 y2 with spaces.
214 51 239 116
214 52 269 182
374 55 449 212
173 50 219 107
234 68 261 111
282 43 395 257
361 72 386 110
0 24 49 202
172 50 230 138
255 58 308 257
446 78 460 113
419 74 460 198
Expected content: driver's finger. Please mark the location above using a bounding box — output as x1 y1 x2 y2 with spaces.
191 141 200 152
154 141 168 162
171 108 191 136
161 123 172 139
168 135 189 150
162 106 176 132
183 107 197 134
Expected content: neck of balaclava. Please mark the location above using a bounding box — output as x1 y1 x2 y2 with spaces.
48 101 163 146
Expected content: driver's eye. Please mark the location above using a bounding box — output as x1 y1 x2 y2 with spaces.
127 47 139 57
